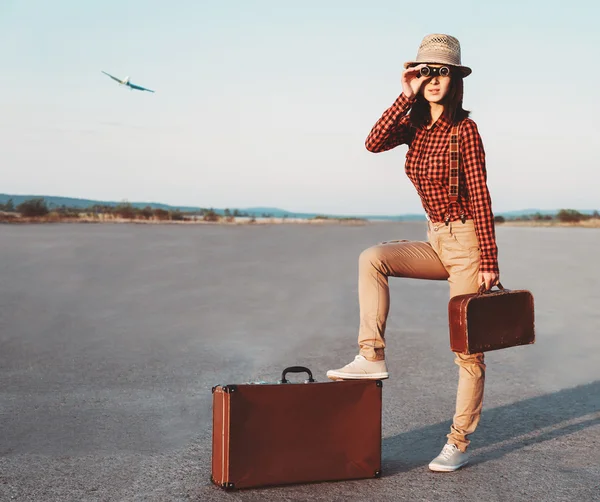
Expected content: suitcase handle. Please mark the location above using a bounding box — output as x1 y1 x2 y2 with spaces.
477 281 505 295
279 366 315 384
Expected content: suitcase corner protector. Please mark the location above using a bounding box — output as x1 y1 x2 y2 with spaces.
211 476 235 490
212 384 238 393
376 380 383 388
374 470 382 478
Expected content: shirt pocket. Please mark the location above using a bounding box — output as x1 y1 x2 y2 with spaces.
426 153 448 184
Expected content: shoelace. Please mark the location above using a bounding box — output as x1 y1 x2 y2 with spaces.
347 355 365 367
439 444 459 460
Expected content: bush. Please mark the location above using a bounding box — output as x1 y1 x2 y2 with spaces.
153 208 170 221
494 215 506 223
140 206 153 220
203 210 220 222
115 203 136 219
17 198 49 217
556 209 583 223
170 210 184 221
0 198 15 212
55 205 81 218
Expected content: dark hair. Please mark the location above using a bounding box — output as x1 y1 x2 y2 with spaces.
409 71 470 128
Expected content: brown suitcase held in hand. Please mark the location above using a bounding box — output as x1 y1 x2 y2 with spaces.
211 366 382 490
448 283 535 354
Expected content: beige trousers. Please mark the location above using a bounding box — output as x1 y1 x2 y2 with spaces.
357 219 485 451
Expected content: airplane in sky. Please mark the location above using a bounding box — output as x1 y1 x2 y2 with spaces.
101 71 155 93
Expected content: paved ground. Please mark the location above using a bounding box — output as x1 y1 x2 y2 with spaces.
0 222 598 502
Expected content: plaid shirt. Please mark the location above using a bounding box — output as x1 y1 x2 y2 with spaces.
365 93 499 274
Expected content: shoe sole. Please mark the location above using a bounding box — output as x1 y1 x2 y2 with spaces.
428 460 469 472
326 372 389 381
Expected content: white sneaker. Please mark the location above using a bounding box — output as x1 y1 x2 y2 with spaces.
428 443 470 472
326 355 389 381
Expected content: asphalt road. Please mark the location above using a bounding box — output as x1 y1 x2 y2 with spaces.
1 222 599 502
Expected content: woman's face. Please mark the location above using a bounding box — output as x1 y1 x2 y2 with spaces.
420 65 452 104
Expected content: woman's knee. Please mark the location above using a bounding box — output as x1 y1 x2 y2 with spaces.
359 245 385 271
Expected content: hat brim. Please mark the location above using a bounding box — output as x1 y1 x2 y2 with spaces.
404 61 472 78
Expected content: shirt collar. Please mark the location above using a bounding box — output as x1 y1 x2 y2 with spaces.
424 113 453 132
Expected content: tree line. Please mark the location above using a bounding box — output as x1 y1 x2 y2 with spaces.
494 209 600 224
1 198 598 223
0 198 273 222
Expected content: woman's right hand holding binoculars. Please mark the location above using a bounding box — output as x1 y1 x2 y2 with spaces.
401 64 427 100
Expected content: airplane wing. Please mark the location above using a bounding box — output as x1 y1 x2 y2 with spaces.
101 71 123 83
128 82 155 93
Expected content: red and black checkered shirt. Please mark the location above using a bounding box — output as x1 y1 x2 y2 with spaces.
365 93 499 274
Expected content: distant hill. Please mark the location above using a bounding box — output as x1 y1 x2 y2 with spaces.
0 193 420 220
0 194 201 212
0 193 596 221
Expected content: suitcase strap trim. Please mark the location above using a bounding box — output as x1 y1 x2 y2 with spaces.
222 390 229 485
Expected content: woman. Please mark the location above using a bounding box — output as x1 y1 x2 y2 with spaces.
326 34 500 472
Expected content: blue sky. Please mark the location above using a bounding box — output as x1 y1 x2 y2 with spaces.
1 0 599 215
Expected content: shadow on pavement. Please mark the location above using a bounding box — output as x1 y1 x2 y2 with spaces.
382 380 600 475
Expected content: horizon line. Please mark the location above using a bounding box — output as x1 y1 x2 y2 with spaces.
0 192 597 217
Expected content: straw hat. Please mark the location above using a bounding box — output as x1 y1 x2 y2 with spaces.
404 34 472 77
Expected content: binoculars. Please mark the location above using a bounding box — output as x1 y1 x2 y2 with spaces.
416 66 451 78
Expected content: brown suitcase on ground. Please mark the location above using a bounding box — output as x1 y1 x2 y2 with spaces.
448 283 535 354
211 366 382 490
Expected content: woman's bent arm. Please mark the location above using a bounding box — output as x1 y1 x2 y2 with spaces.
365 93 415 152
